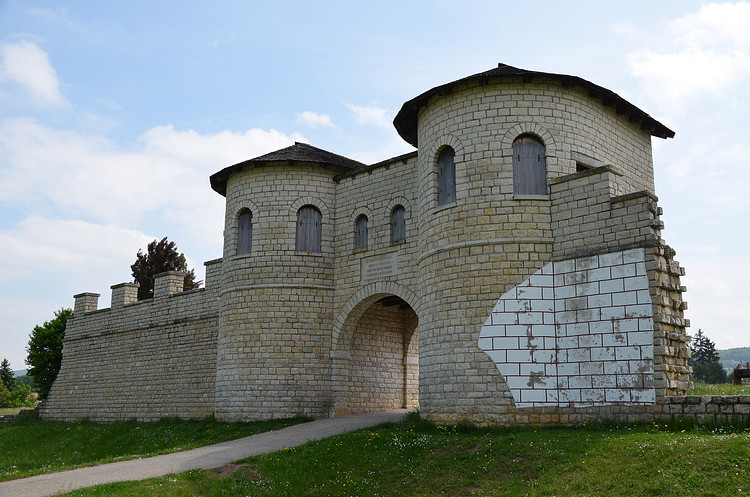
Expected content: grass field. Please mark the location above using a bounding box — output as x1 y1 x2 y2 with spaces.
5 412 749 497
0 407 31 415
0 415 310 482
687 381 750 396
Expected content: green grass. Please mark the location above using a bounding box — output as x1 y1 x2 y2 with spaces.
0 407 33 415
687 381 750 396
55 412 750 497
0 415 311 481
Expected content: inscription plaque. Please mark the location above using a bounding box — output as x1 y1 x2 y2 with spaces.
361 252 398 280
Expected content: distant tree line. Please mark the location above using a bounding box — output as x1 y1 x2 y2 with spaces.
0 358 36 408
689 329 729 384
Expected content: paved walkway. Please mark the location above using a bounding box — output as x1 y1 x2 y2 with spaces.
0 410 407 497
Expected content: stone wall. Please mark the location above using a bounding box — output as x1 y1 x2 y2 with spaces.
507 396 750 426
41 267 221 422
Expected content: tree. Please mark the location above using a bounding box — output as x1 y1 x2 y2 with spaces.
130 237 201 300
16 374 36 390
7 384 35 408
689 329 727 384
0 358 15 392
0 381 8 409
26 308 73 400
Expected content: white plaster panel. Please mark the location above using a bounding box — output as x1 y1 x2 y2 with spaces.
600 278 625 294
493 337 520 349
576 308 601 322
478 248 655 408
599 251 623 266
611 291 636 306
588 267 611 281
624 276 649 291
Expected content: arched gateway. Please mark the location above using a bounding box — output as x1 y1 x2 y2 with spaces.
43 63 694 426
330 283 421 416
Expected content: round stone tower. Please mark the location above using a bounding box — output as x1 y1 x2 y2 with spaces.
393 63 675 423
209 143 364 420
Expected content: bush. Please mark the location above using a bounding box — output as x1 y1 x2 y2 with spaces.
6 384 35 408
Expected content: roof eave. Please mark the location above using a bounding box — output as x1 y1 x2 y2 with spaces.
393 65 675 147
209 158 359 197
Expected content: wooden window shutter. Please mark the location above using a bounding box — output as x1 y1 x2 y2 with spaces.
296 206 322 253
391 205 406 243
437 147 456 206
237 209 253 255
354 215 368 249
513 135 547 195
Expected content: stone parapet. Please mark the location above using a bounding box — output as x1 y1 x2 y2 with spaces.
73 292 100 315
111 283 138 308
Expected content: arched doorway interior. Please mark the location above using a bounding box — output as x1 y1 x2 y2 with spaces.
332 294 418 415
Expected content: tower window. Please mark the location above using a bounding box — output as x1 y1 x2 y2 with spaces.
237 209 253 255
513 135 547 196
437 147 456 206
391 205 406 244
354 214 368 250
296 205 322 253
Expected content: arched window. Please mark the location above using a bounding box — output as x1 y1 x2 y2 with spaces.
437 147 456 206
296 205 322 253
354 214 368 250
236 209 253 255
512 135 547 195
391 205 406 244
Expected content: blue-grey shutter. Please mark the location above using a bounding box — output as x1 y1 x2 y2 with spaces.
391 205 406 243
354 215 368 249
296 206 322 253
237 209 253 255
513 136 547 195
437 147 456 206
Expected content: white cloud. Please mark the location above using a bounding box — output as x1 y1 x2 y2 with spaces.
669 2 750 49
346 103 392 128
680 255 750 349
630 49 750 105
206 36 236 49
611 22 641 42
29 8 75 29
296 111 334 129
0 118 304 226
627 2 750 108
139 124 304 166
0 296 65 371
0 40 66 107
0 216 151 284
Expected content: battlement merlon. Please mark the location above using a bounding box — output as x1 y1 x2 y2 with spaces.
73 292 100 315
71 257 223 315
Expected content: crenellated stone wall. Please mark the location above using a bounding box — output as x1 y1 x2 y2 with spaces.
40 263 222 422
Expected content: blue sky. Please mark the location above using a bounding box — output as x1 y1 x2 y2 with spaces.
1 1 749 370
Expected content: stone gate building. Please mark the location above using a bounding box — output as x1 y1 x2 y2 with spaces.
42 63 701 425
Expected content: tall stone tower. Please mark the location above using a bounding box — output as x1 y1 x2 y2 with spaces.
209 144 364 420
